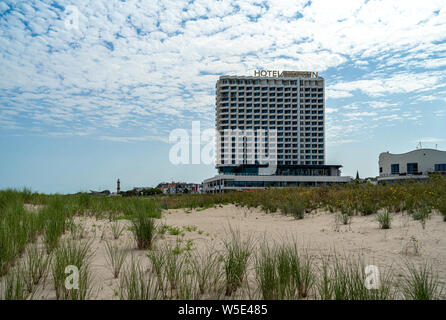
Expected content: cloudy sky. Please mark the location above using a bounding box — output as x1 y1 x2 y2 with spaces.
1 0 445 193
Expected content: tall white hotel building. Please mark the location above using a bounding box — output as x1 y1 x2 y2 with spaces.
203 70 351 193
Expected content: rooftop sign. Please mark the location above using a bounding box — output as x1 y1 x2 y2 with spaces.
253 70 318 78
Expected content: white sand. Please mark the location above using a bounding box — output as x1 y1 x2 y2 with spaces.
29 204 446 299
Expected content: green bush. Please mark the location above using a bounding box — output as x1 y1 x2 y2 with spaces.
52 240 92 300
119 258 160 300
438 200 446 221
132 213 157 250
223 228 253 296
412 206 431 229
377 210 392 229
401 262 443 300
280 198 305 219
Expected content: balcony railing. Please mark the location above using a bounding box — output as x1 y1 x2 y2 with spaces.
379 172 426 177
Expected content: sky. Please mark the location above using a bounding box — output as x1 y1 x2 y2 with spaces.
0 0 445 194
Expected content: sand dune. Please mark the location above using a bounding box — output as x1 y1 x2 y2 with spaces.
30 204 446 299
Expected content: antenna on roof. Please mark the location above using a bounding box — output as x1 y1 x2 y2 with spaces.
417 141 422 149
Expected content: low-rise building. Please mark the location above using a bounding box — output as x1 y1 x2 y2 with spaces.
203 164 350 193
378 148 446 183
157 182 202 194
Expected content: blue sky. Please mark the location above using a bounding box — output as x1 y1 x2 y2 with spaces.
0 0 445 194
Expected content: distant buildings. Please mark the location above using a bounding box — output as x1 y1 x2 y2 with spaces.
378 148 446 183
89 189 111 196
89 181 202 196
203 70 351 193
120 187 162 196
156 182 203 194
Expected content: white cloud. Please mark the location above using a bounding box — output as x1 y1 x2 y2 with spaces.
343 103 359 110
345 111 377 118
328 71 445 98
99 135 169 143
326 139 359 147
414 137 444 143
0 0 445 140
368 101 399 109
326 89 353 99
0 2 9 14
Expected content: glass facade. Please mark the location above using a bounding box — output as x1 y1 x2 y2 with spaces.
218 165 340 176
223 180 326 187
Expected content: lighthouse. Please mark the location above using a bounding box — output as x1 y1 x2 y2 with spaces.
117 179 120 194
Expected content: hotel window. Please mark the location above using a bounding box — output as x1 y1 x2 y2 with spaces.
391 164 399 174
435 164 446 172
407 163 418 174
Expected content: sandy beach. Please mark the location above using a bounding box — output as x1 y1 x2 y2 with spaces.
27 204 446 300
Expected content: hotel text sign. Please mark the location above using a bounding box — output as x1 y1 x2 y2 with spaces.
254 70 318 78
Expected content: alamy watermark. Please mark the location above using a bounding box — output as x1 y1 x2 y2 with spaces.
64 265 79 290
169 121 278 174
364 265 380 290
64 5 79 30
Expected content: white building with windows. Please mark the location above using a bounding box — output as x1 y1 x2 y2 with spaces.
203 71 351 193
378 148 446 183
216 72 325 166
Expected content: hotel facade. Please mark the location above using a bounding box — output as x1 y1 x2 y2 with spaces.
203 70 351 193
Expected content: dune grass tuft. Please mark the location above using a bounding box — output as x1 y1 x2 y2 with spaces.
131 213 157 250
223 227 253 296
52 240 93 300
377 210 392 229
401 261 443 300
119 257 160 300
105 241 128 279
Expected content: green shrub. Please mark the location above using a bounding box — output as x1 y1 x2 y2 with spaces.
110 220 125 240
255 243 315 300
412 206 431 229
280 198 305 219
401 262 443 300
105 241 128 279
190 248 223 295
119 258 160 300
0 196 45 276
147 248 167 293
52 240 92 300
438 200 446 221
359 200 378 216
131 213 157 250
0 266 29 300
377 210 392 229
316 254 394 300
223 228 253 296
336 207 352 226
22 243 52 294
